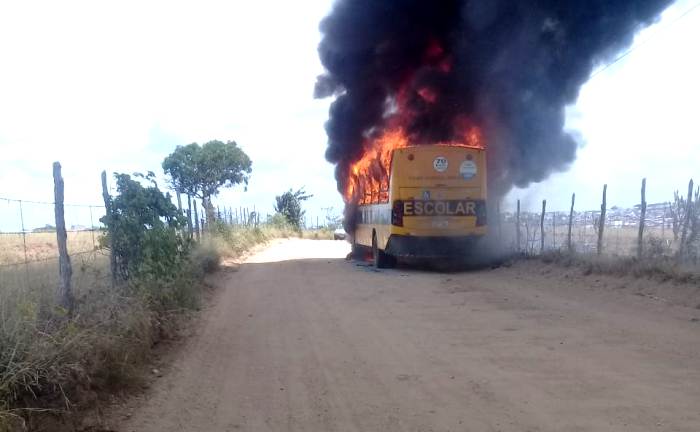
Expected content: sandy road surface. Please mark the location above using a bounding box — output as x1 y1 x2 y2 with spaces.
119 239 700 432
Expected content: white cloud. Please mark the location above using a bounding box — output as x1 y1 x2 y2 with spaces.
0 0 342 229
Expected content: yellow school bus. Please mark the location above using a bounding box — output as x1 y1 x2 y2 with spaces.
353 144 487 267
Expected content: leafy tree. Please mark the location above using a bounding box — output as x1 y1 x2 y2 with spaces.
162 140 252 223
274 188 313 229
101 173 188 282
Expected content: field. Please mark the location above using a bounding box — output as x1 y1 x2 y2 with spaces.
0 231 99 266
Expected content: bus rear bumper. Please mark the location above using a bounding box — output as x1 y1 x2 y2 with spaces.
384 234 484 259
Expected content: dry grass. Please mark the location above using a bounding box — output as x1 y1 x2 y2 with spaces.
0 231 100 266
538 249 700 285
500 222 677 257
0 224 299 430
0 251 158 431
199 223 298 266
300 228 334 240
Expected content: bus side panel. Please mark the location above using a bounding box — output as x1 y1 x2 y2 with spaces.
353 204 392 250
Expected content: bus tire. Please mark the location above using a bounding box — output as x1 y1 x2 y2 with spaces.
372 233 394 269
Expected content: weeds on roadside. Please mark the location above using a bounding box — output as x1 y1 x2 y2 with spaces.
538 237 699 284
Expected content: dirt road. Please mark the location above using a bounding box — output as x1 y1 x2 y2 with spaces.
119 239 700 432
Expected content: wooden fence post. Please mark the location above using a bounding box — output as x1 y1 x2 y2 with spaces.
540 200 546 253
597 184 607 255
101 171 118 285
638 178 647 259
54 162 74 314
193 199 201 241
568 193 575 253
516 200 521 253
679 179 694 260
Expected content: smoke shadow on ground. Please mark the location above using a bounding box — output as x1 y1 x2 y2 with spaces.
348 251 518 274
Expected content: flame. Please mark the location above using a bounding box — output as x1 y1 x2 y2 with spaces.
343 125 483 204
342 40 485 205
344 128 409 204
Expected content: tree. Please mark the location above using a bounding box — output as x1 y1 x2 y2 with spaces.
100 173 188 282
274 188 313 229
162 140 252 224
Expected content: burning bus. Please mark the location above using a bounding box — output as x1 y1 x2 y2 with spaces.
316 0 672 268
346 128 486 268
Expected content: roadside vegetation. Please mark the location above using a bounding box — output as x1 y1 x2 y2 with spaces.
0 141 260 431
0 141 337 430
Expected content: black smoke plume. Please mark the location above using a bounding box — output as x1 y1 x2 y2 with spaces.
316 0 672 204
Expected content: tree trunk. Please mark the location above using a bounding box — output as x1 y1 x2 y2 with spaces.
202 195 216 229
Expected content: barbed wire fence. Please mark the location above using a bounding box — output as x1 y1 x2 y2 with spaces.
0 196 106 269
496 178 694 261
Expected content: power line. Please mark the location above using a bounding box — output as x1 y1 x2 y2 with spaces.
590 0 700 79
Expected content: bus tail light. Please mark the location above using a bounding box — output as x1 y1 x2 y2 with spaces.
392 200 404 227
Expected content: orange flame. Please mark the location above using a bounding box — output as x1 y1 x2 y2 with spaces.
342 40 484 205
344 125 483 204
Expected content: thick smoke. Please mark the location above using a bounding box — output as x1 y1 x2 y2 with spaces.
316 0 672 200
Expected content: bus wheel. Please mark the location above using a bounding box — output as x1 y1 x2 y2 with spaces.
372 233 394 269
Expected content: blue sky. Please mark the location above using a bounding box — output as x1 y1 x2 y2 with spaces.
0 0 699 231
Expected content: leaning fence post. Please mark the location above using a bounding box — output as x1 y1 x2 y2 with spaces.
54 162 74 314
638 178 647 259
567 193 575 252
101 171 118 285
516 200 521 253
679 179 694 260
597 184 607 255
540 200 546 253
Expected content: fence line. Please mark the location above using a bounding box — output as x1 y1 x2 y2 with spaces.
502 177 696 260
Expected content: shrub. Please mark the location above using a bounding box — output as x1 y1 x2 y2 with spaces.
100 173 189 282
190 239 224 274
